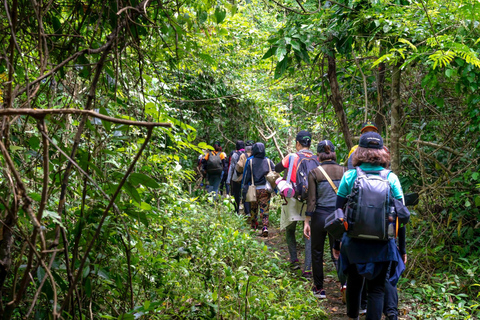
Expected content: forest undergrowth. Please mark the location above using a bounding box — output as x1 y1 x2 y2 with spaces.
123 193 327 319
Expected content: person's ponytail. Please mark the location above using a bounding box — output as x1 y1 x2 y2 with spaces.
324 145 331 154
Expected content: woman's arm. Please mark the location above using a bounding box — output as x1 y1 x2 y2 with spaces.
306 172 317 215
336 196 348 210
275 161 286 173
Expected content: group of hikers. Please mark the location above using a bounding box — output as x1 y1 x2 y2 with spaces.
197 122 409 320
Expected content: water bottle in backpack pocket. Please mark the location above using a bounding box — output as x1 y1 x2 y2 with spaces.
346 168 394 241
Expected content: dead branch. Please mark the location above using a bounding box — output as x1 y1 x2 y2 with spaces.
217 123 234 146
256 125 284 159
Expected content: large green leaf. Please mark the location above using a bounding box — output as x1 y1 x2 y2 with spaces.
128 173 160 188
214 7 226 24
262 46 277 60
274 57 289 79
123 182 141 204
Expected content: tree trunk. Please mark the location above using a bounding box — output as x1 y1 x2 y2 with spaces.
327 52 353 150
390 63 402 173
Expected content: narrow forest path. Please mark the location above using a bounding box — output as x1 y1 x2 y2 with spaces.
255 223 350 319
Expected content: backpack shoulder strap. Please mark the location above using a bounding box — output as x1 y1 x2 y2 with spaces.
317 165 338 194
250 159 255 186
378 169 391 180
355 166 366 178
286 155 295 184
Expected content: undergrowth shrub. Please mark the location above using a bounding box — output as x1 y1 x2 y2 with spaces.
108 195 327 319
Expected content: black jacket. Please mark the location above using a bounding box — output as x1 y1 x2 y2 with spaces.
243 143 275 190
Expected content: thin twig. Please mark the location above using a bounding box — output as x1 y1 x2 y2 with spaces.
352 50 368 122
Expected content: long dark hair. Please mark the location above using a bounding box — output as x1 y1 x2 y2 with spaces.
214 143 222 152
318 144 337 162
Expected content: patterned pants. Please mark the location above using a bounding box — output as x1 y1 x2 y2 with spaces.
250 189 271 229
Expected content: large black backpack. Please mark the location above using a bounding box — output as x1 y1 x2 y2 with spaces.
294 153 320 202
206 152 223 174
346 167 393 241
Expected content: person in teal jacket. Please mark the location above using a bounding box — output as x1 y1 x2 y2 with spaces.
336 132 406 320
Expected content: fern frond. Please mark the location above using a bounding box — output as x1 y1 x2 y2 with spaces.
399 38 417 51
429 50 455 69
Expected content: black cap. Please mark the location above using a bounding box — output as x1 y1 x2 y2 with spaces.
317 140 335 153
296 130 312 147
236 140 245 150
245 140 255 146
359 132 383 149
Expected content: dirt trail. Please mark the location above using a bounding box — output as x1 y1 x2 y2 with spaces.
256 225 351 319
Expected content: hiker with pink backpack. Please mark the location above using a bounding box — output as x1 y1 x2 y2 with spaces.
274 131 319 277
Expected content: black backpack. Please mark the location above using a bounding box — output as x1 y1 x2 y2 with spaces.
294 153 320 201
206 152 223 174
346 167 393 241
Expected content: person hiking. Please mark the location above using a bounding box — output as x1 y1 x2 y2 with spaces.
236 140 255 218
346 121 379 170
227 140 245 213
219 147 230 196
348 139 405 318
303 140 346 299
243 142 275 236
336 132 406 320
202 142 227 199
274 131 314 277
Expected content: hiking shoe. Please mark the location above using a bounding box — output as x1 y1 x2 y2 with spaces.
313 287 326 299
340 285 347 304
262 227 268 237
290 259 301 270
302 271 313 279
359 308 367 315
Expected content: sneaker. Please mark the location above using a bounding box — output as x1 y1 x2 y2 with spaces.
359 308 367 315
302 271 313 279
313 287 326 299
340 285 347 304
290 259 301 270
262 227 268 237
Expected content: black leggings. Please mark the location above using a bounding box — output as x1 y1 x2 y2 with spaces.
231 181 242 214
346 262 389 320
311 210 337 289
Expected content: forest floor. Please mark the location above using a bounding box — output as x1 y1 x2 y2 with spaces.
256 225 350 319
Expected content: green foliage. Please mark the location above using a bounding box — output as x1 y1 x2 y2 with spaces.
98 195 327 319
401 273 480 318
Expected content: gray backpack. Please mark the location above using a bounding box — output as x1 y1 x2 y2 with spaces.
346 167 392 241
206 152 223 174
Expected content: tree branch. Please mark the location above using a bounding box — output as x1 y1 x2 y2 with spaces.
0 109 172 127
413 140 465 157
